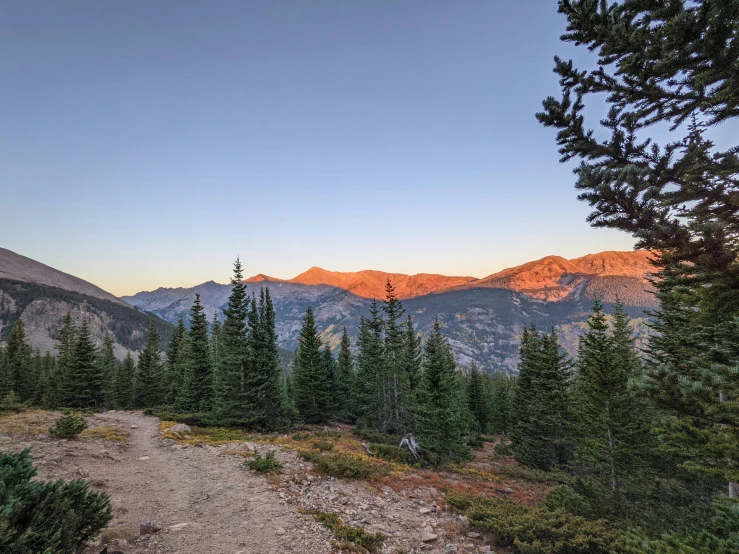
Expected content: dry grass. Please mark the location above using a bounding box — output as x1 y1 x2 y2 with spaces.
100 525 138 544
0 410 57 437
80 426 130 444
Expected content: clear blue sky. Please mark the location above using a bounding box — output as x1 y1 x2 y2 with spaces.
1 1 637 296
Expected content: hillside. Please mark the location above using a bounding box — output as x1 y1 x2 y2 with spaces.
0 248 172 358
123 250 658 373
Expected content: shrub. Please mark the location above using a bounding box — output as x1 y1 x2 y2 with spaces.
467 435 485 449
493 440 513 457
49 412 87 439
312 439 334 451
446 492 621 554
0 448 112 554
299 450 385 479
313 429 342 440
302 508 386 552
368 443 416 464
0 392 25 414
620 497 739 554
246 450 281 473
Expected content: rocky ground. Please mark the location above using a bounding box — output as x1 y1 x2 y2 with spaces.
0 410 522 553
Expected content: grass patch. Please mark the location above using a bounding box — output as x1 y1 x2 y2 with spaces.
368 443 416 464
246 449 281 473
312 438 335 451
80 426 130 444
301 508 385 553
446 492 620 554
0 410 56 437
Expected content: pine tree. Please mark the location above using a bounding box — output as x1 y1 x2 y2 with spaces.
65 321 104 409
512 325 572 470
537 0 739 493
115 351 136 409
293 307 332 424
466 363 488 434
179 294 213 412
415 318 471 466
573 302 652 514
488 372 514 435
213 258 249 425
243 287 285 429
135 319 165 408
166 316 187 405
401 315 422 401
6 319 32 401
336 327 355 422
0 347 12 401
210 312 222 367
354 302 384 429
98 334 117 408
381 280 410 433
54 312 77 408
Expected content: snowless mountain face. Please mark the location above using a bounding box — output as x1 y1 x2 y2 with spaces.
0 247 171 359
123 251 658 374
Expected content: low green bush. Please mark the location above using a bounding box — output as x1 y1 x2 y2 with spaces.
246 450 281 473
299 450 385 479
312 439 334 451
447 492 621 554
0 448 112 554
368 443 416 464
0 392 26 414
303 508 386 552
493 440 513 457
467 435 485 449
49 412 87 439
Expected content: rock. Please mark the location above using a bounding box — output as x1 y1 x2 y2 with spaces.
338 496 350 505
445 545 459 553
167 423 192 434
467 532 481 538
276 527 286 535
168 523 189 531
160 439 175 447
138 456 149 461
478 546 491 553
420 531 438 543
139 521 162 535
419 507 432 514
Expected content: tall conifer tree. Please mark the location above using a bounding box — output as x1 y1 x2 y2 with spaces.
66 322 104 409
135 320 165 408
115 352 136 409
336 327 355 422
293 307 332 423
179 295 213 412
98 334 117 408
53 312 77 408
6 320 32 401
466 363 488 434
166 316 187 405
213 258 249 425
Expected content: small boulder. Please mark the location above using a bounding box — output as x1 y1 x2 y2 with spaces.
168 523 189 532
276 527 286 535
167 423 192 434
419 507 432 515
139 521 162 536
420 531 438 543
467 532 481 539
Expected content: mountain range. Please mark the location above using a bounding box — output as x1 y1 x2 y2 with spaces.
122 250 657 373
0 247 172 359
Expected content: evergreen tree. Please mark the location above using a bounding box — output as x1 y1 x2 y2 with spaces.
115 351 136 409
415 318 471 466
98 334 117 408
213 258 249 425
537 0 739 493
488 372 514 435
466 363 488 434
512 325 572 470
55 313 77 408
354 302 384 429
293 307 332 424
6 320 32 401
0 347 11 401
336 326 355 422
134 319 165 408
401 315 422 401
179 294 213 412
210 312 222 367
380 280 410 433
65 321 104 409
244 287 285 429
166 316 187 405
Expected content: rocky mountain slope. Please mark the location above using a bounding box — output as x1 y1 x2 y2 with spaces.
0 248 171 358
123 251 657 373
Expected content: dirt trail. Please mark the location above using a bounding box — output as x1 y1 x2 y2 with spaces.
6 411 332 554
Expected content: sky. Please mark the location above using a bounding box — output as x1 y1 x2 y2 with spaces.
1 1 640 296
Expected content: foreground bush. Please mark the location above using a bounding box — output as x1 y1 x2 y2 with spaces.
49 412 87 439
0 449 112 554
302 508 385 552
246 450 281 473
447 492 620 554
